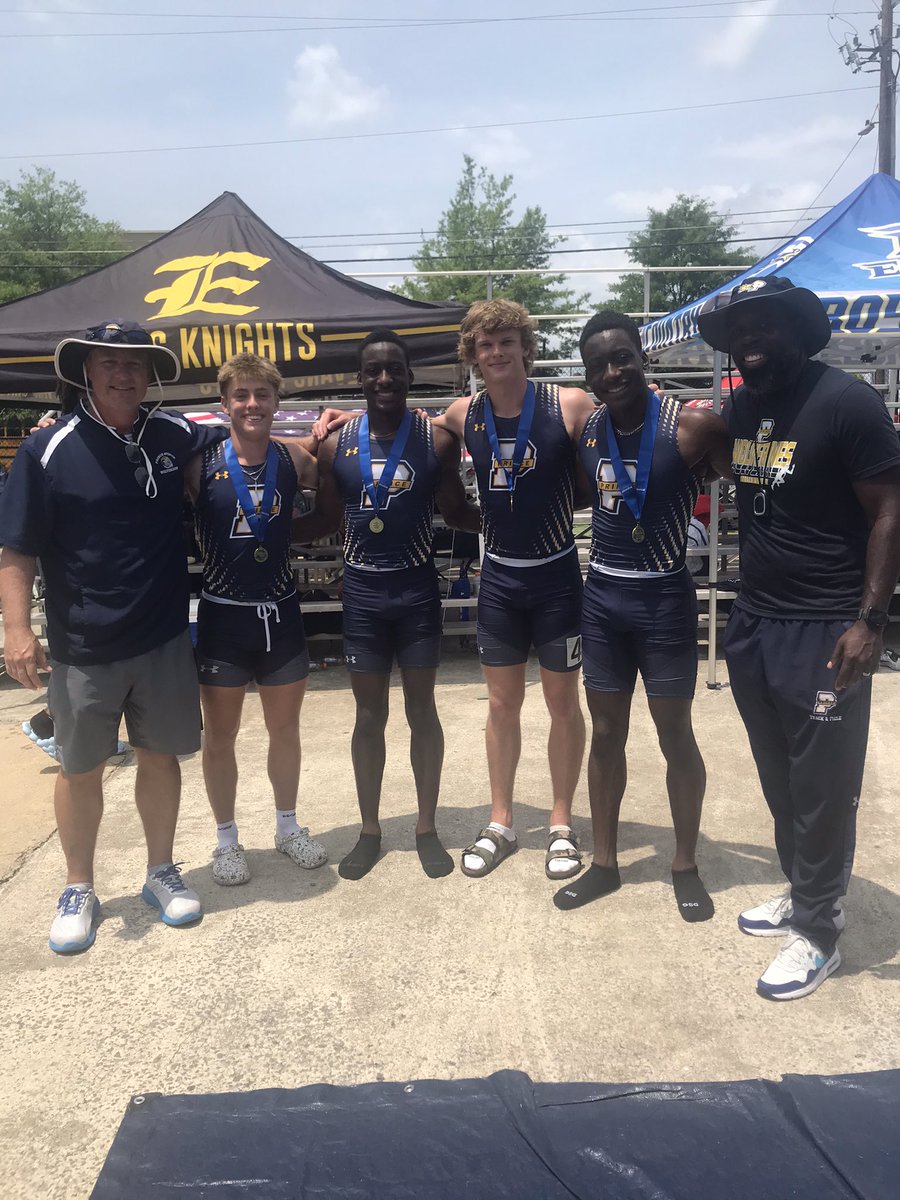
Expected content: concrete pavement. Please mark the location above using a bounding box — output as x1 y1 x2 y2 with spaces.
1 647 898 1199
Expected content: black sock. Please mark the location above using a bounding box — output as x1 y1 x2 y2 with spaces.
338 833 382 881
672 867 715 922
415 831 454 879
553 864 621 911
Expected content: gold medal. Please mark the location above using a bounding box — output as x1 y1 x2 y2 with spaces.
253 546 269 563
369 516 385 534
631 524 645 545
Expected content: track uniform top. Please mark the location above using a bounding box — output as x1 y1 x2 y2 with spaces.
728 361 900 618
0 400 225 665
194 439 298 602
333 413 441 571
465 382 575 564
579 394 703 576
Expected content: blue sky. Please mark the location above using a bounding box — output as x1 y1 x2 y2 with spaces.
1 1 888 302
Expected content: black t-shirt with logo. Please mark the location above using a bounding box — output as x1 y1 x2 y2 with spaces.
728 361 900 619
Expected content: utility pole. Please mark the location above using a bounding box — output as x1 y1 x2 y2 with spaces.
838 0 897 176
878 0 896 175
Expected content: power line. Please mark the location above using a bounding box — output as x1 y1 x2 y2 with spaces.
0 14 872 38
0 85 875 162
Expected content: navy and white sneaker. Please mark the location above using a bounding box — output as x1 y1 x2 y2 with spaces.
757 933 841 1001
49 885 99 954
879 647 900 671
142 863 202 926
738 888 845 937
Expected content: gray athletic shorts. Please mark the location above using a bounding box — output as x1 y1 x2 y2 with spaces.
49 630 201 774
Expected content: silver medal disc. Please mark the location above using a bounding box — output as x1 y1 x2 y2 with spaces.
369 516 385 534
253 546 269 563
631 524 646 544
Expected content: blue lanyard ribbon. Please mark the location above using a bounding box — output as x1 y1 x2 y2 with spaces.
222 438 278 547
358 410 412 515
482 380 536 503
604 388 661 525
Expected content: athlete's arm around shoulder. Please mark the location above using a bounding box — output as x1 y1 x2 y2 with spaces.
283 438 318 490
677 405 733 481
292 432 343 543
432 425 481 533
429 395 470 440
559 386 596 444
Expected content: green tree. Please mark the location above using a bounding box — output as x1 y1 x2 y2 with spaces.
0 167 127 304
609 194 756 317
397 156 588 366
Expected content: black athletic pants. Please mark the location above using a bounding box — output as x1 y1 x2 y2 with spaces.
724 608 871 953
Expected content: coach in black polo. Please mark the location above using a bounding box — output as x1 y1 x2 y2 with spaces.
0 322 226 954
698 277 900 1001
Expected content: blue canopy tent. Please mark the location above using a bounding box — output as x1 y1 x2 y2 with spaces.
639 173 900 685
642 172 900 369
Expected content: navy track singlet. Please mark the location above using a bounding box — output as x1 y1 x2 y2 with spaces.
579 396 702 575
464 382 575 562
333 412 441 571
194 439 298 601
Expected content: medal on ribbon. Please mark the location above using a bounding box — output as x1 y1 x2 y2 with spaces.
222 439 278 563
605 388 660 547
358 410 412 534
482 381 536 511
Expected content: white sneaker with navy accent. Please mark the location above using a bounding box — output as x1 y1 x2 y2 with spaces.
757 933 841 1001
879 647 900 671
49 885 100 953
738 888 845 937
142 864 203 926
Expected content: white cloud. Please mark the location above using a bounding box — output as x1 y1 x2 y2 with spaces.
287 44 387 129
608 185 741 217
697 0 778 68
712 116 860 163
444 126 532 173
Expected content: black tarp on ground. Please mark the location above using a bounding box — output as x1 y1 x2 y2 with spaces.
91 1068 900 1199
0 193 465 399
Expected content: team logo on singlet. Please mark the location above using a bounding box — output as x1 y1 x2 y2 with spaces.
595 459 637 513
359 460 415 509
489 440 537 490
811 691 841 722
229 487 282 538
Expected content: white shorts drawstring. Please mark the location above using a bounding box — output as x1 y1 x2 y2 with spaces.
255 602 281 653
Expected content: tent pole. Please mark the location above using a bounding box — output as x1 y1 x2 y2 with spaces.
707 351 724 689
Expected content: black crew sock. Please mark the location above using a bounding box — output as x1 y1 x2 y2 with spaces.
672 867 715 922
415 831 454 878
30 709 54 739
553 864 621 911
338 833 382 881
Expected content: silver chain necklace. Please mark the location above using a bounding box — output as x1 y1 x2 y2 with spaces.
612 419 644 437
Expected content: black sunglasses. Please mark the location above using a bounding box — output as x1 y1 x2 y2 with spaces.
124 441 148 487
86 323 153 347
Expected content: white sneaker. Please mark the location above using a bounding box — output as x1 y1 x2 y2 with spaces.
879 647 900 671
738 888 845 937
141 863 203 926
275 828 328 869
757 933 841 1001
212 843 250 886
49 886 99 954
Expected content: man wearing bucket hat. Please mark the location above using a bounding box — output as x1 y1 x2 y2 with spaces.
697 276 900 1000
0 321 228 953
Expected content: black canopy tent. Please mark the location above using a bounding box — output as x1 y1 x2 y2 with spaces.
0 192 466 405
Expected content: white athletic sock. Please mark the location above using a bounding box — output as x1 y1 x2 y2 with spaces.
216 821 239 850
276 809 301 839
463 821 515 873
546 824 579 877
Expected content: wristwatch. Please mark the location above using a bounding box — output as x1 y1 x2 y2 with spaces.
858 606 890 630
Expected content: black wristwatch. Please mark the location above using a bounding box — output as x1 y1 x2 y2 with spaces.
858 606 890 630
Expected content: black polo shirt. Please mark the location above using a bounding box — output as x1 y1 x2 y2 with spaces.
0 401 226 665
